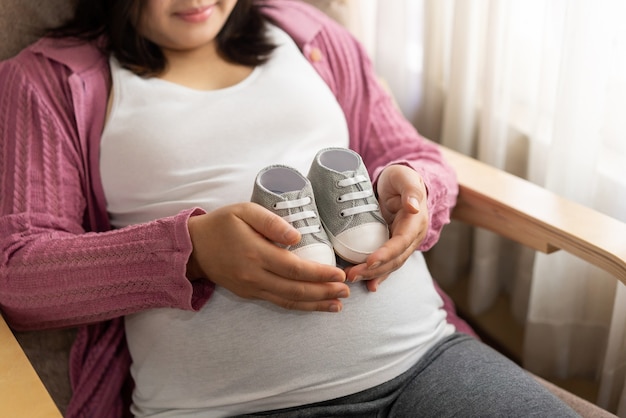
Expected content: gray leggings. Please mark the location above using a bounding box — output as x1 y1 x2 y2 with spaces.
238 333 580 417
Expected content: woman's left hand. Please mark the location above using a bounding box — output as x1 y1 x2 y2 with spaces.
345 164 429 291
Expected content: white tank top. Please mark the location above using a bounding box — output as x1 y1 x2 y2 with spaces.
100 25 453 418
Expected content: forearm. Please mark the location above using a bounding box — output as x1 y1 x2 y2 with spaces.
358 90 459 250
0 209 212 331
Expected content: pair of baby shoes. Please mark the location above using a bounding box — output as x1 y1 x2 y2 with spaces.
251 147 389 265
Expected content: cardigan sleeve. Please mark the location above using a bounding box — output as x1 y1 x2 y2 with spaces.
304 19 459 251
0 53 213 332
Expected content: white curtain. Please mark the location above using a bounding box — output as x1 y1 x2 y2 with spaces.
347 0 626 414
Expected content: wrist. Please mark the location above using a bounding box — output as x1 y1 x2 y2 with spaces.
186 216 204 281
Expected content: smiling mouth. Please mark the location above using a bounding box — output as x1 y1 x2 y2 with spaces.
175 4 216 23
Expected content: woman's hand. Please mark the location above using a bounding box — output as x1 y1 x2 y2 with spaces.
345 164 429 291
187 203 349 312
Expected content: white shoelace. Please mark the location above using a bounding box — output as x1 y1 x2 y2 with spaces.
273 197 320 235
336 175 379 217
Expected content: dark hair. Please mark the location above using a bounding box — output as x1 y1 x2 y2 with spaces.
47 0 276 76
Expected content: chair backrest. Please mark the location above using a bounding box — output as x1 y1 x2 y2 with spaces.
0 0 75 60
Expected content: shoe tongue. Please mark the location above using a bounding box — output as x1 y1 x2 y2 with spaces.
341 170 356 177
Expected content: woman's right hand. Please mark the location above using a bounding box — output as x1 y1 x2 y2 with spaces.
187 203 349 313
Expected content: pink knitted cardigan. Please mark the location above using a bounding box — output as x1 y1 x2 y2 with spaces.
0 1 465 416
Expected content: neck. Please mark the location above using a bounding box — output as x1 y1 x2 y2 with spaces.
159 44 253 91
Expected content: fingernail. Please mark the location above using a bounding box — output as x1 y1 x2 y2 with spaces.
353 275 363 282
329 304 342 313
284 229 299 243
337 290 349 298
333 274 346 282
409 197 420 212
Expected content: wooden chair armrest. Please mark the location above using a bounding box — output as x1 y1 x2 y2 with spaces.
438 144 626 285
0 315 61 417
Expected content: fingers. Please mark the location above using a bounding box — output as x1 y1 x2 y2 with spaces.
230 252 350 312
269 250 346 283
366 275 390 292
406 195 421 214
377 166 426 237
345 238 415 283
222 241 349 312
257 273 350 312
344 207 425 288
391 182 422 218
242 203 301 246
188 204 349 313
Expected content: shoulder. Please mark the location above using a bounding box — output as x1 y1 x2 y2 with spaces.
0 36 110 158
259 0 354 48
259 0 369 89
1 36 108 92
0 36 109 119
9 38 106 74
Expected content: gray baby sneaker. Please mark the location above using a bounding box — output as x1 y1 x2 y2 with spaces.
251 165 336 266
308 148 389 264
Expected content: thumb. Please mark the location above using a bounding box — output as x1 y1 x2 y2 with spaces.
405 195 421 214
402 172 426 214
244 203 301 246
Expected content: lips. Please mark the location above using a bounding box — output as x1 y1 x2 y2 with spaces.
174 4 215 23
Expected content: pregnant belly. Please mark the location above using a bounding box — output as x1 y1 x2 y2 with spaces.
125 252 453 415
